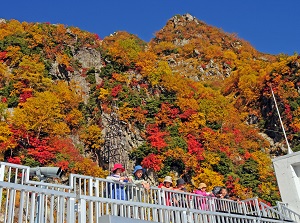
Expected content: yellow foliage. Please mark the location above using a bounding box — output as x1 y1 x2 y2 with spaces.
80 125 104 151
112 73 129 84
233 182 253 200
6 45 23 67
51 81 83 112
202 152 220 167
179 113 206 135
223 50 237 61
251 151 274 181
164 147 198 172
7 20 25 35
102 31 144 66
14 55 52 91
152 41 176 55
192 168 224 191
12 91 70 137
73 158 108 178
148 61 172 86
56 53 70 67
198 94 230 124
64 108 84 129
176 97 199 112
118 102 133 122
98 88 110 101
0 124 16 152
136 51 157 77
259 182 278 198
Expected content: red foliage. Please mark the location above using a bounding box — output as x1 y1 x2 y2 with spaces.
7 157 21 164
188 83 198 92
160 103 180 119
225 175 239 196
0 51 7 61
49 138 82 164
19 89 33 103
244 151 251 160
146 124 168 150
111 84 122 97
179 109 197 120
284 103 293 122
1 97 7 103
130 79 139 87
133 106 148 115
141 153 162 171
27 144 56 164
94 34 102 40
233 129 243 144
139 83 149 89
219 146 231 157
187 134 204 161
56 160 69 170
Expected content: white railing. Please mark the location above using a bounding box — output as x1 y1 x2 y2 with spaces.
0 161 298 223
275 202 300 223
0 180 295 223
0 181 76 223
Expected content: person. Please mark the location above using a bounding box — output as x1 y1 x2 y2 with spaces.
106 163 128 200
129 165 150 190
158 176 174 206
194 183 212 196
158 176 173 189
174 178 187 192
216 187 229 199
172 178 189 208
215 187 231 212
194 183 213 210
128 165 150 202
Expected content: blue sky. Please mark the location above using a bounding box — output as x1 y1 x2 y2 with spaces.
1 0 299 55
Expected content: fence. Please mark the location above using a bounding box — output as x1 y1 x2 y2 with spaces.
0 161 299 223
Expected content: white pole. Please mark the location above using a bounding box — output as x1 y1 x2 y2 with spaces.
270 86 293 154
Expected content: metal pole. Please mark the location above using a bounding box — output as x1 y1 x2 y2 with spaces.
270 86 293 154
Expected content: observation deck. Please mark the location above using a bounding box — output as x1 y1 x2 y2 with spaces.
0 162 299 223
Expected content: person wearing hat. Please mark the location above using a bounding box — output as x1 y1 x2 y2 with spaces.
172 178 188 208
194 183 212 196
158 176 174 206
106 163 128 200
159 176 173 189
175 178 187 192
128 165 150 190
194 182 213 210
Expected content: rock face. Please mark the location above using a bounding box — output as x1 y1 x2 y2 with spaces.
48 46 144 172
49 47 102 103
101 112 144 174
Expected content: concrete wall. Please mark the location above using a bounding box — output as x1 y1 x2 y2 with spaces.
272 151 300 214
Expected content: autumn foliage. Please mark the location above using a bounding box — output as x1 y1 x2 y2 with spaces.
2 15 299 205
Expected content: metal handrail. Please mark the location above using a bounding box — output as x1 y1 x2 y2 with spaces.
1 161 298 222
0 180 292 223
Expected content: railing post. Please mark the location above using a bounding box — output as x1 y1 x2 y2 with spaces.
67 197 76 223
94 180 100 223
0 163 4 181
88 179 94 222
0 163 4 211
78 198 87 223
254 198 261 217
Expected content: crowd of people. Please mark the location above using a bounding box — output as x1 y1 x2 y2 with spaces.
106 163 237 208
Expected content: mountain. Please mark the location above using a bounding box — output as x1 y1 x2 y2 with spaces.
1 14 299 204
